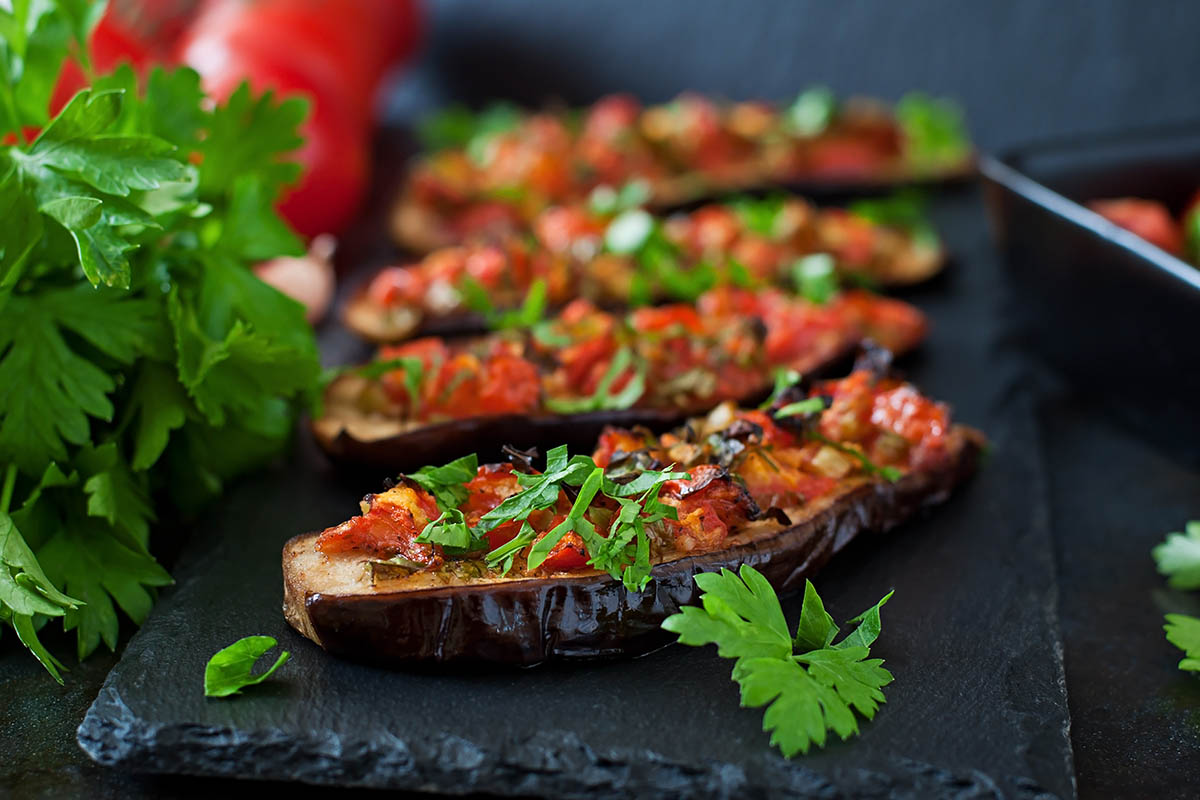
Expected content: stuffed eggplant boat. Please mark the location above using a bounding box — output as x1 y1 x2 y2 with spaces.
285 364 984 666
315 286 927 469
350 194 943 343
394 89 972 251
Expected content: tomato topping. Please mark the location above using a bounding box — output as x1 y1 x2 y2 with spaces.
477 354 542 414
833 290 928 355
316 484 442 566
870 385 949 468
1089 198 1184 256
630 304 705 334
534 206 606 254
661 465 756 552
366 266 427 307
534 515 590 573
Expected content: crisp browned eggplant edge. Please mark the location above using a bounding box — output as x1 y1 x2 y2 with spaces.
283 425 984 667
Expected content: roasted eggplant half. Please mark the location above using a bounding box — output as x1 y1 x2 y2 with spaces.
314 287 928 470
286 368 984 666
393 91 972 253
355 195 944 343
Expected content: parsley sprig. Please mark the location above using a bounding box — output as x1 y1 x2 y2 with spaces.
0 3 318 680
663 566 894 757
1153 520 1200 674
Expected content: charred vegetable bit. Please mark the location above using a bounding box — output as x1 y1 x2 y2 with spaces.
325 286 926 430
315 369 956 589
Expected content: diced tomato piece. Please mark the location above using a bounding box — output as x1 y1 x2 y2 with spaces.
463 246 509 288
316 484 442 566
833 290 927 355
533 514 590 573
1089 198 1184 256
630 304 705 334
366 265 426 307
478 354 542 413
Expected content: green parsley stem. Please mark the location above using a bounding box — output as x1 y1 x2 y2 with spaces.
1 463 15 514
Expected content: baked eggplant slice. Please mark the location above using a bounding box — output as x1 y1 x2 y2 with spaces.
286 368 984 666
354 195 944 344
314 287 928 470
393 91 973 253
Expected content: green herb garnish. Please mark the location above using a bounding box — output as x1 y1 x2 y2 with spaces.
1 4 318 679
460 276 549 331
793 253 839 305
812 433 902 482
662 566 893 757
759 368 803 410
543 346 646 414
786 86 837 137
1164 614 1200 673
730 194 786 237
589 179 652 215
775 397 827 418
408 453 479 512
204 635 290 698
1153 520 1200 590
417 102 523 154
849 190 940 248
895 93 970 170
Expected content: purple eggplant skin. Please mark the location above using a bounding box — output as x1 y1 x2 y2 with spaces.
283 426 984 668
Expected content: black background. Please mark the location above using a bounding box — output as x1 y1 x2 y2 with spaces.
5 1 1200 798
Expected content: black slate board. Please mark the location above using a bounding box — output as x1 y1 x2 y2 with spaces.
1036 385 1200 799
73 192 1076 798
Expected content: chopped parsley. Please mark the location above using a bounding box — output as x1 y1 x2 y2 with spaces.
793 253 839 305
786 86 837 137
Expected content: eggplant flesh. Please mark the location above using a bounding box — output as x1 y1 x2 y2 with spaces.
283 426 984 667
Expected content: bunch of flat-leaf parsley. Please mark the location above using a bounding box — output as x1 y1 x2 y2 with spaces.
663 566 893 756
0 1 319 680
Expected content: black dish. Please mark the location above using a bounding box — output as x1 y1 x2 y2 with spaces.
981 125 1200 465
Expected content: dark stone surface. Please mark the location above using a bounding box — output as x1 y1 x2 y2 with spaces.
1038 387 1200 800
70 191 1074 799
6 1 1200 797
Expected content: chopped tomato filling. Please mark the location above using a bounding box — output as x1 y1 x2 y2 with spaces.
316 484 443 566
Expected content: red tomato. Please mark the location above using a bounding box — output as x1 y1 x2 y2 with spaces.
49 11 158 117
1088 198 1184 256
178 0 420 235
535 517 590 573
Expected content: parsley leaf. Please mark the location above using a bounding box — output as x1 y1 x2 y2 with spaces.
793 253 838 305
786 86 837 137
408 453 478 512
662 567 894 757
414 509 487 554
204 635 290 698
1164 614 1200 673
460 276 548 330
759 368 803 410
1152 520 1200 590
895 93 971 170
0 20 318 679
849 191 940 249
544 346 646 414
776 397 827 419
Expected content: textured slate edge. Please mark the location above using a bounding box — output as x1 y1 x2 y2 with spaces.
78 684 1059 800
